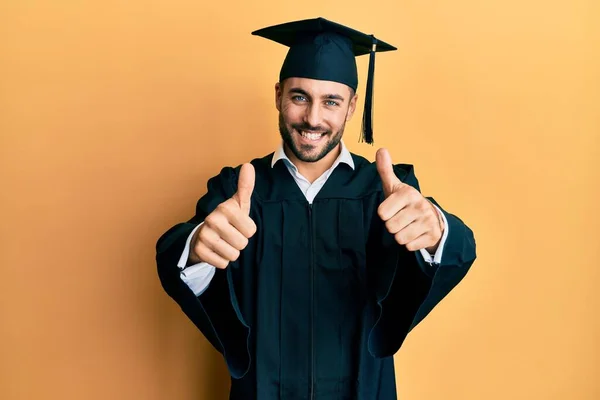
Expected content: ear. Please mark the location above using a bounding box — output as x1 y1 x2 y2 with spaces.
275 81 283 112
346 90 359 121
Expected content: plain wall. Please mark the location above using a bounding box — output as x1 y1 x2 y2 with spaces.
1 1 599 399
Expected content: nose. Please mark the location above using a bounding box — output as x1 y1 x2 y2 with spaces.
303 102 322 130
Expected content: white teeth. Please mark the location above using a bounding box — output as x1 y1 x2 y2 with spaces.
301 131 323 141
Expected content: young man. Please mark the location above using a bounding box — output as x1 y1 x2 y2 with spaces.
156 17 477 400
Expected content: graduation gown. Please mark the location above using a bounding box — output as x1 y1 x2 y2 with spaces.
156 152 477 400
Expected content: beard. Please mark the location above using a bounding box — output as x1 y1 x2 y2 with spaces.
278 113 346 163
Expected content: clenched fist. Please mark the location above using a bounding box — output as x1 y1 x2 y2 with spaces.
376 148 444 253
189 163 257 269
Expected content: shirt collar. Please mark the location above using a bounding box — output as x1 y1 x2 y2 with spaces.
271 140 355 171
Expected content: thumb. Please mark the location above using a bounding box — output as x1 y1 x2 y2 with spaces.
376 148 401 197
234 163 255 214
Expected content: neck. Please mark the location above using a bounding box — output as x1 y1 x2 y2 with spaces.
284 143 341 183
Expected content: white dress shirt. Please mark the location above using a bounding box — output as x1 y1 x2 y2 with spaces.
178 141 449 296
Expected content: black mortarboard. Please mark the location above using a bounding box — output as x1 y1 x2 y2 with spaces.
252 17 397 144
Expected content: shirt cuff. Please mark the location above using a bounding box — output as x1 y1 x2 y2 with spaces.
177 224 202 269
177 222 217 296
180 263 216 296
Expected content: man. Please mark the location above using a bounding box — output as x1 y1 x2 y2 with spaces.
156 17 477 400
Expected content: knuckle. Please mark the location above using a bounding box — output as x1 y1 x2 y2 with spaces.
223 199 237 213
394 232 406 245
216 260 228 269
409 190 422 203
207 214 229 231
229 249 241 262
244 219 257 238
417 203 432 218
427 211 438 227
385 219 395 233
216 202 232 217
426 201 435 214
196 245 211 261
416 199 428 211
193 232 209 248
193 242 204 257
406 185 418 194
204 213 218 227
395 185 408 196
377 206 387 220
198 226 211 243
420 207 432 220
239 236 249 250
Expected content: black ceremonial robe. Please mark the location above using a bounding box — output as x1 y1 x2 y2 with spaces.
156 152 477 400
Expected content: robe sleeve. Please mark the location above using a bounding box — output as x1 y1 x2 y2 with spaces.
367 164 477 358
155 166 252 379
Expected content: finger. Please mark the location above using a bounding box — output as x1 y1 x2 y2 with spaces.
384 205 418 234
216 199 258 238
377 190 410 221
194 240 229 269
199 225 241 261
210 237 241 263
234 163 255 214
394 219 428 246
213 222 250 251
376 148 403 197
227 209 258 239
405 232 435 252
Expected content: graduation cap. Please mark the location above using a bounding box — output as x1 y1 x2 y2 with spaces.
252 17 397 145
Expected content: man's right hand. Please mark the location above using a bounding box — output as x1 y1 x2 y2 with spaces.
188 163 257 268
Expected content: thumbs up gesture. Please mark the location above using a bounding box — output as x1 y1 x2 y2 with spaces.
190 163 258 269
376 149 444 253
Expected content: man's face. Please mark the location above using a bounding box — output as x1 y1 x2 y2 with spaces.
276 77 358 163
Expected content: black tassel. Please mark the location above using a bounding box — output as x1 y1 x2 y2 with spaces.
360 36 377 145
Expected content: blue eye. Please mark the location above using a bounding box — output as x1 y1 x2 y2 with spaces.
292 95 307 102
326 100 339 107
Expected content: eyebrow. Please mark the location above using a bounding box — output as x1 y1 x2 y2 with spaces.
289 87 346 102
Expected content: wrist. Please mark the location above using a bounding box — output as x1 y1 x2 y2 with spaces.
426 201 444 255
187 228 203 266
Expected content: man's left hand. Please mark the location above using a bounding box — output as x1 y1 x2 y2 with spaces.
376 148 444 253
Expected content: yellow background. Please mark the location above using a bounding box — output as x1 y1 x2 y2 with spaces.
1 1 599 399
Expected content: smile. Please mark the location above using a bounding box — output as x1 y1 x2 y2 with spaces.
299 131 325 142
